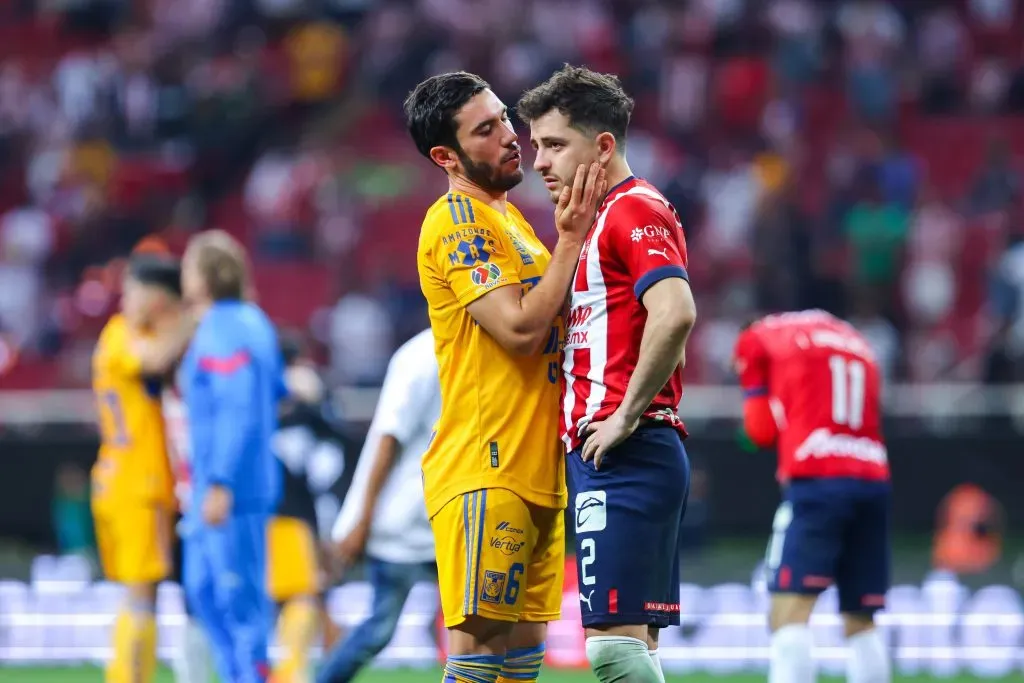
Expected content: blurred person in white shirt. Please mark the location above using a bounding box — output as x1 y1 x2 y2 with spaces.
319 328 440 682
329 284 394 386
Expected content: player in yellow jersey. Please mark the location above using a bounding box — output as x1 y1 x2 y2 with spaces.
405 71 606 683
91 254 194 683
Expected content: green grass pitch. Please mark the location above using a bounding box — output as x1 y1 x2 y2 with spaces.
3 668 1024 683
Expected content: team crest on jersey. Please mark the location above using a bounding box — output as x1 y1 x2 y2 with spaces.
480 570 507 604
471 263 502 286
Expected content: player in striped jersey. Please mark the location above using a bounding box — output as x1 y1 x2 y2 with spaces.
518 66 697 683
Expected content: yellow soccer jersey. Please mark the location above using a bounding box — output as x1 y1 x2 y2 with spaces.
418 191 566 519
91 314 174 510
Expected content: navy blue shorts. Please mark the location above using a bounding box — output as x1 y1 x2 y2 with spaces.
766 477 891 614
567 425 690 628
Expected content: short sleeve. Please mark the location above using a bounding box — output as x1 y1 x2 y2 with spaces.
733 328 770 397
374 347 438 445
430 223 521 307
606 200 689 301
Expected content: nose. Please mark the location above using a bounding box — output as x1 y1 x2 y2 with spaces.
500 122 518 146
533 149 549 173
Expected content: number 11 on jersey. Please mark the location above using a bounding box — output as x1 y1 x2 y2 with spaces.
828 355 865 430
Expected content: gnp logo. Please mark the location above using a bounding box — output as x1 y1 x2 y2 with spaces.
630 225 672 242
566 305 593 329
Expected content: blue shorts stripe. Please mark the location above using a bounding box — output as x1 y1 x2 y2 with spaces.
472 490 487 614
462 493 472 614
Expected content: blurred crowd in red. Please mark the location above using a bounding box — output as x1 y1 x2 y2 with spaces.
1 0 1024 390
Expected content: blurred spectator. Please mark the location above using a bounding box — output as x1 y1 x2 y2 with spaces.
52 463 95 562
837 0 904 122
916 5 967 115
329 279 394 386
844 172 910 302
967 138 1021 215
285 19 348 108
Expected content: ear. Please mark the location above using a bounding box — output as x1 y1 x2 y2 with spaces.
429 145 458 171
596 131 617 165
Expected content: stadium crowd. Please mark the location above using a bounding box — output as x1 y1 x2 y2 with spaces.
2 0 1024 388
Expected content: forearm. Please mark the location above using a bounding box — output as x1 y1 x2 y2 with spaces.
514 238 583 339
209 405 252 489
742 397 779 447
134 322 193 375
618 314 694 422
358 434 400 522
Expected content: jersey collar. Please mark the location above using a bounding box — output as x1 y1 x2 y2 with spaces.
600 175 638 210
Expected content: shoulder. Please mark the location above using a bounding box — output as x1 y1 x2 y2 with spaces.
421 192 497 237
601 183 677 234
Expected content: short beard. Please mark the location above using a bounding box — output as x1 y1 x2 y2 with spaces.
458 149 523 193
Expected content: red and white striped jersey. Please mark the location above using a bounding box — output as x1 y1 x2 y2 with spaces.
561 176 690 451
161 384 192 511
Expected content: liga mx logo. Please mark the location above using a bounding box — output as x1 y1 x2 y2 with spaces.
471 263 502 286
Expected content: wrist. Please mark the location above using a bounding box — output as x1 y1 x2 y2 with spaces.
616 403 643 424
555 236 585 253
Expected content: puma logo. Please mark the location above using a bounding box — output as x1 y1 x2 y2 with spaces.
579 589 595 611
647 248 669 260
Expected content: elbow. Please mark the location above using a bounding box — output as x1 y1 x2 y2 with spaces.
664 303 697 347
506 328 548 356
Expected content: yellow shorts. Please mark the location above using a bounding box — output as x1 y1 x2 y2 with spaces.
432 488 564 628
266 516 320 603
93 502 172 585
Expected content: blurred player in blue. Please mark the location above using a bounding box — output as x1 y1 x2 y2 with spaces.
179 230 283 683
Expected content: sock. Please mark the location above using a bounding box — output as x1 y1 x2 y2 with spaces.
173 617 212 683
769 624 815 683
847 629 891 683
272 599 318 683
585 636 662 682
496 643 545 681
110 607 158 683
442 653 504 682
649 649 666 683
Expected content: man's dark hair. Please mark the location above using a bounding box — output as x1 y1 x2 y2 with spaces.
404 72 490 160
127 254 182 298
517 65 635 147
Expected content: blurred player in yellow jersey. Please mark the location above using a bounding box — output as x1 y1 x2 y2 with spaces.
405 71 606 683
92 254 195 683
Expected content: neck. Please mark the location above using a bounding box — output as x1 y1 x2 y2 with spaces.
604 156 634 192
448 175 507 215
192 297 213 319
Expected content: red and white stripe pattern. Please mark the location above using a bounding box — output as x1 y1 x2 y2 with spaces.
162 386 193 510
561 178 689 451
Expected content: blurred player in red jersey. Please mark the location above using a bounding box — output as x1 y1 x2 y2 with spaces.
518 66 697 683
733 310 892 683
